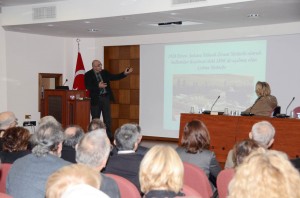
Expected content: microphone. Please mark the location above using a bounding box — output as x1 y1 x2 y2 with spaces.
63 79 68 86
285 97 295 115
211 95 220 111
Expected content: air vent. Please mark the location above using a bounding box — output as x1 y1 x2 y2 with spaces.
33 6 56 20
172 0 206 5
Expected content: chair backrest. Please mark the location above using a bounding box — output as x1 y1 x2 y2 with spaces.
183 162 213 198
0 192 13 198
272 106 281 116
0 163 12 193
293 106 300 118
182 184 203 198
105 173 140 198
216 168 235 198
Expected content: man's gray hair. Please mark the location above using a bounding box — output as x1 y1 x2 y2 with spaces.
251 121 275 147
38 115 61 127
64 125 84 147
31 122 64 157
115 123 140 151
76 129 110 167
87 118 106 132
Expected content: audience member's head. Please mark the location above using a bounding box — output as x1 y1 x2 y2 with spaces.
31 122 64 157
121 123 143 144
0 111 17 133
61 184 109 198
76 129 111 171
46 164 102 198
232 139 260 167
228 148 300 198
87 118 106 132
114 123 140 151
38 115 61 127
139 145 184 194
64 125 84 148
2 127 31 152
181 119 210 153
255 81 271 97
249 121 275 148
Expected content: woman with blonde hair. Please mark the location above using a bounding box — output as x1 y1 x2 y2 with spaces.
242 81 277 116
228 148 300 198
46 164 108 198
139 145 184 197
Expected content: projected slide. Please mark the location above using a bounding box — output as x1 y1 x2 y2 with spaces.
164 40 267 129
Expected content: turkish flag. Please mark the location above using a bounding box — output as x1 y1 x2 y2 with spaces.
73 52 87 94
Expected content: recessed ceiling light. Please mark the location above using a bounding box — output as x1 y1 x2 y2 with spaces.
223 6 231 9
248 13 260 18
47 24 54 27
88 28 99 32
170 12 178 15
84 21 91 24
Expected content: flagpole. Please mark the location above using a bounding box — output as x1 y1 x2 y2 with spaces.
76 38 80 52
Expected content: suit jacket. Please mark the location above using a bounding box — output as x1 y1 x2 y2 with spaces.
84 69 126 105
61 145 76 163
243 95 278 116
103 152 143 192
6 153 70 198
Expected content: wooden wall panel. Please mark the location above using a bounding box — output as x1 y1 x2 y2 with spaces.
104 45 140 136
130 105 139 119
130 75 139 89
130 90 139 105
118 90 130 104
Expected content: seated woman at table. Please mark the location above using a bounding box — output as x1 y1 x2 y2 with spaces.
242 81 277 116
176 119 221 194
0 126 31 163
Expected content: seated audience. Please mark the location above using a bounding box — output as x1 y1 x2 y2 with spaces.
242 81 277 116
0 111 18 150
111 123 148 156
104 123 144 192
225 120 275 168
228 148 300 198
232 139 260 167
87 118 106 132
139 145 185 198
6 122 70 198
0 127 31 163
46 164 108 198
61 125 84 163
76 129 120 198
176 119 221 193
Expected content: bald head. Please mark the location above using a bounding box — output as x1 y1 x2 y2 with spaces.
0 111 17 130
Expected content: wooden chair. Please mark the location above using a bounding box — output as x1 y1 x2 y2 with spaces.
216 168 235 198
0 163 12 193
183 162 213 198
105 173 140 198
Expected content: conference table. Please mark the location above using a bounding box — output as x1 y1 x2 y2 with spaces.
179 113 300 163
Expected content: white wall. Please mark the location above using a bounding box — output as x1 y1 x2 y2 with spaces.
0 15 7 111
4 31 97 126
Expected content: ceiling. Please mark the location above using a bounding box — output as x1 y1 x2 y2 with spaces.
1 0 300 38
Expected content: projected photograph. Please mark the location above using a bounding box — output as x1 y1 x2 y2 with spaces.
172 74 254 121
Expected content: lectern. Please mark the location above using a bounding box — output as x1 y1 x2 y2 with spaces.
43 90 90 130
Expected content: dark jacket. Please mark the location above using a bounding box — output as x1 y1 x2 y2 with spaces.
84 69 126 105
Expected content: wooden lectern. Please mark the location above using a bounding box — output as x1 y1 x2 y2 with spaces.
42 90 90 130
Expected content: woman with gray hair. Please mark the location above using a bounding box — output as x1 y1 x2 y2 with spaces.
6 122 70 198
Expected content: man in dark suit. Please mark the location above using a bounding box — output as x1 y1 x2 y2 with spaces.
61 125 84 163
84 60 133 140
103 123 143 192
